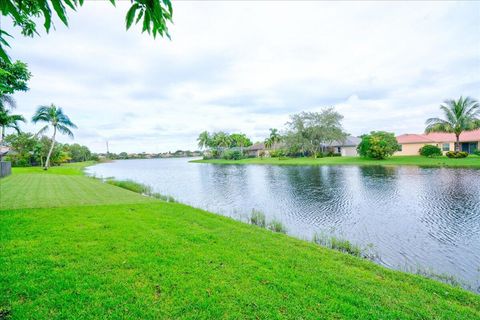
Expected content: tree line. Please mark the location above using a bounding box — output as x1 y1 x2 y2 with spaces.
3 132 95 167
197 96 480 160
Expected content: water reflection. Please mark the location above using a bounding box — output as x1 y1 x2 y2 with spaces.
86 158 480 291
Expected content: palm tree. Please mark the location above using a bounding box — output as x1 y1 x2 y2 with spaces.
0 95 23 145
214 132 231 149
268 128 282 150
32 104 77 170
0 109 25 140
425 97 480 152
197 131 210 149
264 137 273 149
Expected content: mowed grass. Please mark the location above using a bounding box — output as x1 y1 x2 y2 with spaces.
11 161 97 176
1 165 479 319
192 155 480 168
0 174 151 210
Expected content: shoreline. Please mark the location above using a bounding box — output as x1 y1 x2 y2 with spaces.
191 155 480 168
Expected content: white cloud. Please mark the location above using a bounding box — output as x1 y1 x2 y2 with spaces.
4 1 479 152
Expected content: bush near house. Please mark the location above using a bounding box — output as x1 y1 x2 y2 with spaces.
419 145 442 157
269 149 286 158
357 131 400 160
222 150 243 160
446 151 469 158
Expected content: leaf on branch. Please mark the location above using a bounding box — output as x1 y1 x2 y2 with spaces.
50 0 69 26
125 3 140 30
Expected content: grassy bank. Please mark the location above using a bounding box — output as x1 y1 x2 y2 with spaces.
11 161 98 176
192 155 480 168
1 163 479 319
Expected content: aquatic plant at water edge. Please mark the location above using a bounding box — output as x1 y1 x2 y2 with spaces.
312 233 377 260
105 179 152 195
402 266 476 293
250 209 266 228
105 179 177 202
267 219 287 234
150 192 177 203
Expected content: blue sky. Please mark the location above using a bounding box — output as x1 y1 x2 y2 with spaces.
4 1 480 153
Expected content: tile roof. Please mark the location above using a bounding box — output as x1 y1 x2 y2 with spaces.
397 129 480 144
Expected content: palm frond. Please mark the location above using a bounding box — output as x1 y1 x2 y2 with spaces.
425 118 453 133
32 105 54 123
56 110 77 128
36 125 49 137
0 95 17 111
57 124 74 139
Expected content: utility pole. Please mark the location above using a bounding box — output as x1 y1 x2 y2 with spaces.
106 141 110 158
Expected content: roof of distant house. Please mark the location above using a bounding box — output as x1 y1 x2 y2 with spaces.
327 136 361 147
247 143 265 151
397 129 480 144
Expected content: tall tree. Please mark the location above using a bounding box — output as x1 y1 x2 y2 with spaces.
268 128 282 150
197 131 211 149
0 0 173 62
264 137 273 149
0 60 31 94
213 132 231 149
425 97 480 152
285 108 346 158
32 104 77 169
230 133 252 152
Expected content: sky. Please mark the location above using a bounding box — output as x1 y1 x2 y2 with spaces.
3 1 480 153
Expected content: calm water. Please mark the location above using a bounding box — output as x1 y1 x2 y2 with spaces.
87 158 480 292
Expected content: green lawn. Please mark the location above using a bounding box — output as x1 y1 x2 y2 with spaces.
11 161 98 176
0 164 479 319
192 155 480 168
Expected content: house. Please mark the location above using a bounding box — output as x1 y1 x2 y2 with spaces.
325 136 361 157
396 129 480 155
245 142 266 157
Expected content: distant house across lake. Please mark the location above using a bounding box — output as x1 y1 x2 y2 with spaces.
245 142 266 157
324 136 361 157
245 136 361 157
396 129 480 155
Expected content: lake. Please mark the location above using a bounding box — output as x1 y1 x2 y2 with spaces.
86 158 480 292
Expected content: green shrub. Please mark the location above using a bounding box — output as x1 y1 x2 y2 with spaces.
474 150 480 156
5 156 31 167
210 149 220 159
357 131 400 159
445 151 468 158
250 210 266 228
269 149 285 158
419 145 442 157
267 219 287 234
326 151 341 157
223 150 243 160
